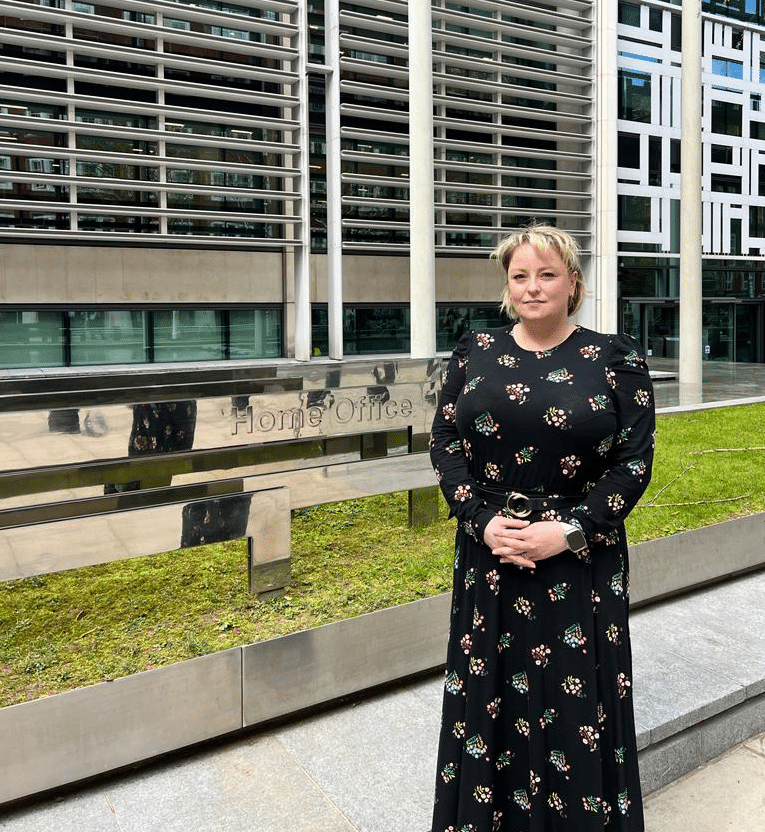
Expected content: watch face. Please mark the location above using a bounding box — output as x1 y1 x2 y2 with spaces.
566 529 587 551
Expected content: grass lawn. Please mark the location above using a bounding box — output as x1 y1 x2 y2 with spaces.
1 402 765 708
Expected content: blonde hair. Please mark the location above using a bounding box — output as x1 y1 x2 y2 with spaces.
491 224 585 319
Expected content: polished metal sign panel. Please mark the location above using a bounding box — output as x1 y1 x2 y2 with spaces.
0 358 441 589
0 359 439 509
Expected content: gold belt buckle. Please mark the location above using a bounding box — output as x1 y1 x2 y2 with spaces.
506 491 532 518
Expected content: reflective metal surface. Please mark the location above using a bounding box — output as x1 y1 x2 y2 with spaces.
0 359 440 591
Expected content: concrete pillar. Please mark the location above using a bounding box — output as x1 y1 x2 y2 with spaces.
293 0 312 361
325 0 343 359
594 0 619 335
679 0 703 402
409 1 436 358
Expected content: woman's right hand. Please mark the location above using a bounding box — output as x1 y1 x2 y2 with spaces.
483 514 536 569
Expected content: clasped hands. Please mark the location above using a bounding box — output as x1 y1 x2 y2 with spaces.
483 515 567 571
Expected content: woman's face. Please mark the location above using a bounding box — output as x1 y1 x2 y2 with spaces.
506 243 576 326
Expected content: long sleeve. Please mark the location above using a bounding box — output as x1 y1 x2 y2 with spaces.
566 334 655 544
430 332 497 543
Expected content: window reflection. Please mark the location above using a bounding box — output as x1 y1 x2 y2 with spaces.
70 310 148 365
437 306 507 351
312 305 413 355
229 309 282 358
618 69 652 122
0 307 284 369
153 310 224 362
0 310 64 369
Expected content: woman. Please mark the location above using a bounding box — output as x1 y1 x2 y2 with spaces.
430 225 655 832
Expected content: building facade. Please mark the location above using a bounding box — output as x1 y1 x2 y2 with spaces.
0 0 594 368
617 0 765 363
0 0 763 370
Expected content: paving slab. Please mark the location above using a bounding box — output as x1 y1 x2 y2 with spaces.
643 732 765 832
0 734 357 832
0 791 117 832
277 684 441 832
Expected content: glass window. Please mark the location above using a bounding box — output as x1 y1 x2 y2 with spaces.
0 310 64 369
75 109 157 129
311 306 329 356
671 13 681 51
710 173 742 193
649 9 663 31
69 310 148 365
618 70 652 122
670 139 681 173
648 136 662 186
759 164 765 196
711 144 733 164
0 126 65 146
77 187 159 206
77 214 160 233
750 120 765 141
153 310 224 362
166 217 276 238
76 134 158 155
712 100 742 136
0 210 70 229
436 306 506 351
343 307 410 355
229 309 282 358
618 132 641 168
618 2 640 26
749 205 765 237
0 308 288 368
731 218 742 256
76 161 159 181
618 195 651 231
712 57 744 79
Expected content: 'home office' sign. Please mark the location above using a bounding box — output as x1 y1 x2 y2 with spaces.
229 387 418 438
0 359 440 596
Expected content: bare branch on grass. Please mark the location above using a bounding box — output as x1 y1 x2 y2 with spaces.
689 446 765 455
635 494 748 509
642 462 697 506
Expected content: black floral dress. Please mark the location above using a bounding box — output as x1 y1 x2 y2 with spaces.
430 325 655 832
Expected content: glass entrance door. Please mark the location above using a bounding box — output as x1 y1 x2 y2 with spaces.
646 304 679 359
622 299 763 363
703 303 734 361
735 304 762 363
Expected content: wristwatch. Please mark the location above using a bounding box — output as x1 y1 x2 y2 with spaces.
561 522 587 553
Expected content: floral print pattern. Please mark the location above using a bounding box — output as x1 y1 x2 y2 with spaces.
430 326 655 832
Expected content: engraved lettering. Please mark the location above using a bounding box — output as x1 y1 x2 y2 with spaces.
258 411 276 431
278 408 304 433
231 405 253 435
335 397 354 423
229 391 419 436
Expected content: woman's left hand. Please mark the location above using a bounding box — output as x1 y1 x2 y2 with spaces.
490 520 568 569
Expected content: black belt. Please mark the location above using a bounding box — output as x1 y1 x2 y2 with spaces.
475 483 582 518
